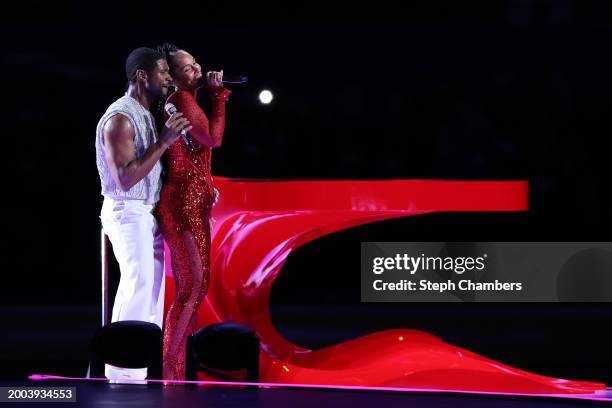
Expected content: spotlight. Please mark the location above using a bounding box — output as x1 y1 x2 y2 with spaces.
259 90 273 104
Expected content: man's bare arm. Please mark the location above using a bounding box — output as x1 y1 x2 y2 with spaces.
103 113 191 191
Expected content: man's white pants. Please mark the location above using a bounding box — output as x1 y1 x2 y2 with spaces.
100 197 165 381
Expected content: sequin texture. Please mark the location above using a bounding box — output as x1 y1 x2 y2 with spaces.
156 87 230 380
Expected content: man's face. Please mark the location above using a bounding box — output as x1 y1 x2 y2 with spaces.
170 51 204 91
144 59 173 98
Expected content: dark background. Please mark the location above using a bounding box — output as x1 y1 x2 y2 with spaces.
1 0 611 386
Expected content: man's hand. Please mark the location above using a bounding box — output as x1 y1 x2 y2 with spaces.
160 112 192 148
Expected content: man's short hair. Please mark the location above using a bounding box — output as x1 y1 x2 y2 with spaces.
125 47 164 82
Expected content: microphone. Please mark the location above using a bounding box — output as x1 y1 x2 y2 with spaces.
222 75 248 85
164 103 194 150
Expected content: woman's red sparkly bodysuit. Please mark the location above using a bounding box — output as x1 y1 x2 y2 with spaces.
156 86 231 380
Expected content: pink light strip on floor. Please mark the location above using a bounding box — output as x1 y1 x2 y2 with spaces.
28 374 612 402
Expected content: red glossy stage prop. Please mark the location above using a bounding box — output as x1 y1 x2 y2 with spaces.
163 178 605 394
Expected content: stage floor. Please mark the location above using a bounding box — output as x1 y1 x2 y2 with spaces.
2 380 611 408
2 305 611 407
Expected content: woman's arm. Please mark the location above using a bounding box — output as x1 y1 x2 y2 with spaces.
169 88 231 148
207 86 232 147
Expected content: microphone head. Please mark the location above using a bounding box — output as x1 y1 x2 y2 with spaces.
164 103 177 115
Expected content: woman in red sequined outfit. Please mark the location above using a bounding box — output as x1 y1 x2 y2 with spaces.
156 44 232 381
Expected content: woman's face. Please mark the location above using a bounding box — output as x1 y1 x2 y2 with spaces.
170 50 203 91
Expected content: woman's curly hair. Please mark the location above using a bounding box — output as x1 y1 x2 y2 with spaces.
152 43 182 138
157 42 181 75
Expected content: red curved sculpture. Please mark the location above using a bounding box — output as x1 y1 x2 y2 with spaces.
163 177 605 394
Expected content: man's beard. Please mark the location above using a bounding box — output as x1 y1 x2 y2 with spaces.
152 92 170 131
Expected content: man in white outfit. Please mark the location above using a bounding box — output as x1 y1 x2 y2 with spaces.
95 47 192 381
